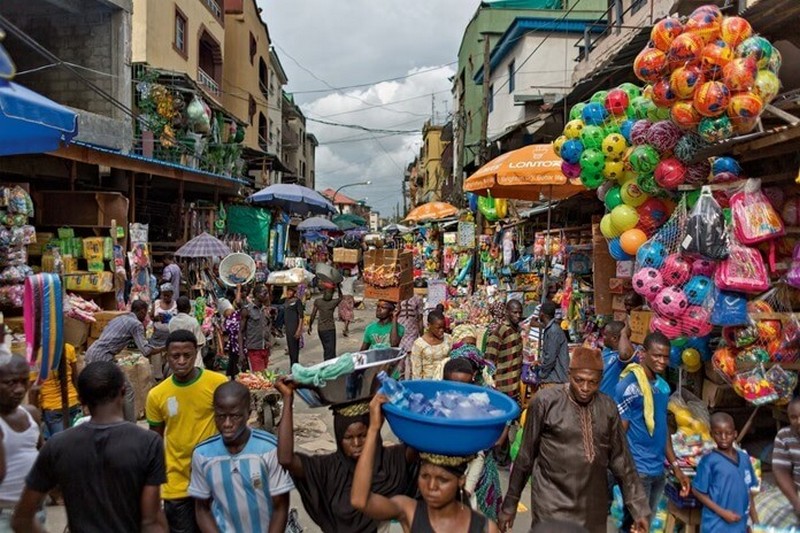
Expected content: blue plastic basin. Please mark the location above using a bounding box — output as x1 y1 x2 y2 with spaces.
382 380 521 456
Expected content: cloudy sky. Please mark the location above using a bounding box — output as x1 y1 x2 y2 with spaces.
258 0 480 217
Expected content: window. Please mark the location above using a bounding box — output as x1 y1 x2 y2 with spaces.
248 95 256 125
249 33 257 65
258 113 268 148
174 8 187 57
508 60 515 93
488 84 494 113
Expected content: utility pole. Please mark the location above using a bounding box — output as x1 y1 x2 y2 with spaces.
479 33 491 165
431 92 435 123
402 179 407 217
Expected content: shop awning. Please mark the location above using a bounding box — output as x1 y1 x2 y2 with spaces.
0 79 78 156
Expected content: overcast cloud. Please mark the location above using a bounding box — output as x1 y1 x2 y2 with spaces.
258 0 480 217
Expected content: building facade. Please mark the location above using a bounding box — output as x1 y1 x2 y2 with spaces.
419 121 450 203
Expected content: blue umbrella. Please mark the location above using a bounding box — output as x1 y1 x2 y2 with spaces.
248 184 335 215
297 216 338 231
0 79 78 156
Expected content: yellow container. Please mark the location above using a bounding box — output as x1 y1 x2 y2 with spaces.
83 237 105 264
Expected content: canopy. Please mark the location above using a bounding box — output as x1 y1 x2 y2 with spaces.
464 144 584 201
382 223 412 234
404 202 459 223
175 232 231 258
248 184 335 215
333 213 367 227
297 216 338 231
0 79 78 156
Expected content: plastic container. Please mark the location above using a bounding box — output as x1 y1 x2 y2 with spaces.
382 380 520 455
219 253 256 286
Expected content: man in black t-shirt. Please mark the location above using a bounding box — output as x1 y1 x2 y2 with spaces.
12 361 167 533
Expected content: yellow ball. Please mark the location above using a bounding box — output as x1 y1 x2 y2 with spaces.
620 181 649 207
600 213 621 238
601 133 629 162
564 119 586 139
553 135 568 157
681 348 701 368
603 161 625 181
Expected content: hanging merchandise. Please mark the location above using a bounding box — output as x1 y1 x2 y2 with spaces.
715 235 769 294
730 178 785 245
127 223 152 304
680 186 729 260
23 273 63 382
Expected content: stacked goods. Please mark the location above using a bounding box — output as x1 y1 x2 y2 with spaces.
333 248 361 264
0 186 36 309
363 249 413 302
116 353 155 419
236 370 279 391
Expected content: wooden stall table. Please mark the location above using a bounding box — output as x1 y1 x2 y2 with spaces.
664 502 702 533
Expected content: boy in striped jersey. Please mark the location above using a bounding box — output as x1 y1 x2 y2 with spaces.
189 382 293 532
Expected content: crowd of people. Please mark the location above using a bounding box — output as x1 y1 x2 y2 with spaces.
0 255 797 532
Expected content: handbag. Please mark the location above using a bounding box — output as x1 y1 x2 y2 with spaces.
710 290 749 326
715 237 769 294
731 178 785 245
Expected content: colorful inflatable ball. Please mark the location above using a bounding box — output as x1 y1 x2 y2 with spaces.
580 170 605 190
581 102 609 126
561 161 581 179
621 181 649 208
752 69 780 103
661 254 692 286
580 125 605 150
579 148 606 174
651 17 684 52
653 286 690 319
552 135 568 157
693 81 731 117
646 120 683 154
671 100 701 129
630 145 661 175
727 92 763 123
608 237 633 261
600 213 621 238
634 47 668 83
620 228 648 255
610 204 640 233
564 119 586 139
603 160 625 181
604 185 623 211
701 40 734 73
629 120 653 145
720 16 752 48
633 267 664 300
670 65 705 100
654 157 686 190
560 139 584 164
605 89 630 115
685 6 723 43
650 316 684 340
681 348 702 372
723 57 758 92
651 78 678 108
569 102 587 121
697 115 734 143
737 35 775 69
601 133 629 162
636 240 668 269
667 33 704 69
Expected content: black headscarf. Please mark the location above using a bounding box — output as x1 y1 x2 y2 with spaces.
293 404 417 533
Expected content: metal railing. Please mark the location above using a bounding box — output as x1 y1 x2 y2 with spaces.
573 0 647 63
197 67 221 97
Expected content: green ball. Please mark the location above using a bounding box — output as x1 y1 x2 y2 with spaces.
685 189 701 209
647 105 671 122
580 125 605 150
603 123 622 137
618 82 642 101
637 173 661 196
671 336 689 348
580 170 605 190
630 145 661 175
630 96 655 120
579 148 606 174
569 102 587 121
604 185 623 210
591 90 609 104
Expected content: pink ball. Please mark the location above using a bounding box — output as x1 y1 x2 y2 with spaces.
654 158 686 189
650 315 684 339
561 161 582 179
692 259 717 277
661 253 692 286
633 267 664 301
711 171 739 183
684 160 711 185
630 120 653 145
653 286 690 318
646 121 683 154
682 306 713 337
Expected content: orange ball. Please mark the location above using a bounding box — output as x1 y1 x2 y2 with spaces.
634 47 668 83
686 6 723 43
651 18 684 52
651 77 677 108
668 33 704 69
701 40 734 72
670 65 705 100
720 16 753 48
620 228 648 255
723 57 758 92
728 92 763 122
671 100 701 129
693 81 731 117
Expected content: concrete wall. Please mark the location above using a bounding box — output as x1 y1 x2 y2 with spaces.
2 0 133 150
132 0 226 99
267 53 286 157
223 0 273 151
422 124 448 201
487 33 577 140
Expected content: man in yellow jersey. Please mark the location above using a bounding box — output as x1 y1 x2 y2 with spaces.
146 329 227 532
29 344 81 439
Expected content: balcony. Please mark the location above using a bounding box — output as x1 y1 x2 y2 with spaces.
197 67 221 100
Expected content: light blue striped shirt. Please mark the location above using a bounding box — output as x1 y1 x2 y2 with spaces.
189 430 294 532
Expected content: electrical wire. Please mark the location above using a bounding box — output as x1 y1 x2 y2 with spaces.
286 62 458 95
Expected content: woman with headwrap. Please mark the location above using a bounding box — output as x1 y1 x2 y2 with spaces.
351 394 500 533
439 325 495 387
275 378 417 533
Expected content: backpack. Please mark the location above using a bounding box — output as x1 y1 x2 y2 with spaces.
680 186 729 260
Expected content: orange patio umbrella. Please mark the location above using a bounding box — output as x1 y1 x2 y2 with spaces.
404 201 459 223
464 144 585 201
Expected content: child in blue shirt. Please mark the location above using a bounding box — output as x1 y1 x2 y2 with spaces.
693 412 759 532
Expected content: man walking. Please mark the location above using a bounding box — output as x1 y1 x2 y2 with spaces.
499 348 650 533
162 254 182 296
537 301 569 388
240 286 272 372
14 361 167 532
190 381 293 532
484 300 524 402
146 330 227 532
360 300 403 351
85 300 165 421
615 332 690 531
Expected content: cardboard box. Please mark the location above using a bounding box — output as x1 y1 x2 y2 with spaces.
333 248 361 264
702 379 746 408
609 277 632 294
90 311 127 338
63 316 89 348
611 294 627 312
364 250 413 285
629 310 652 344
364 282 413 303
65 271 114 293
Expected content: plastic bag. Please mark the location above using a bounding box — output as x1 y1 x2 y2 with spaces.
764 365 798 405
681 186 729 260
787 243 800 289
711 290 749 326
732 365 779 406
731 178 785 245
668 388 710 437
715 236 769 293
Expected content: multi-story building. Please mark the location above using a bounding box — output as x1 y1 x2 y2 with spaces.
419 121 450 204
2 0 133 150
281 91 312 186
305 134 318 189
475 7 605 153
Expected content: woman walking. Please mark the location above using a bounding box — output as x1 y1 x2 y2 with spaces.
338 269 357 337
409 310 451 380
283 285 304 368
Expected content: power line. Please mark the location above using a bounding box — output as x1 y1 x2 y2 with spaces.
286 62 458 95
